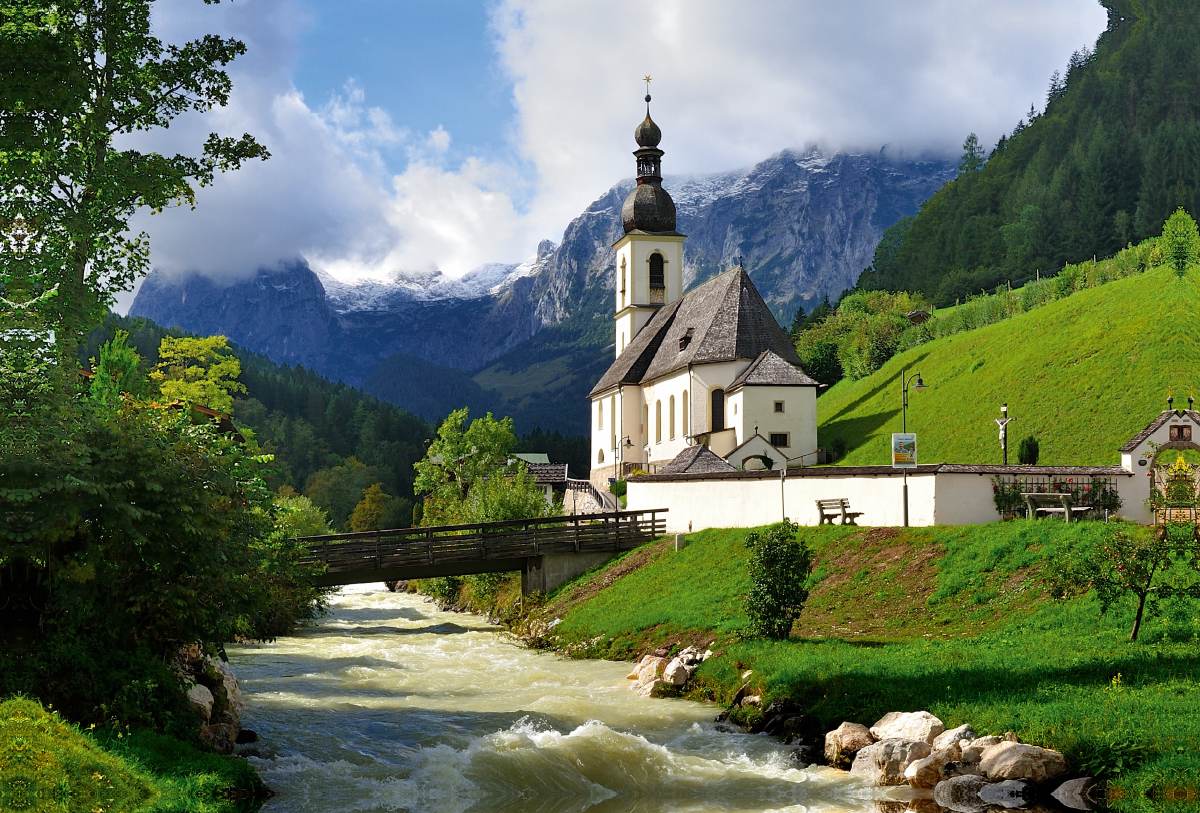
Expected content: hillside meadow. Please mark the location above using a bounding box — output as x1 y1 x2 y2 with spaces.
816 265 1197 467
539 521 1200 803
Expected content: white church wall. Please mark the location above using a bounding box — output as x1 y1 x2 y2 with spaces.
642 370 692 468
689 361 747 437
732 386 818 463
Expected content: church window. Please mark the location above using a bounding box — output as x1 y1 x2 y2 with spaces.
655 400 662 443
643 405 648 443
770 433 790 448
682 391 689 435
669 395 675 439
711 389 725 432
649 253 665 288
620 258 626 307
597 448 605 464
610 397 616 451
598 402 603 430
774 401 785 413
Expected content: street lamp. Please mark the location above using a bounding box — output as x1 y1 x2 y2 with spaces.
900 369 927 527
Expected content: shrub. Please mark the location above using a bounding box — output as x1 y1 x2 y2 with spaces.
743 520 813 639
1017 435 1040 465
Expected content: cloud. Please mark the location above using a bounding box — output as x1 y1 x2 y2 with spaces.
116 0 1107 311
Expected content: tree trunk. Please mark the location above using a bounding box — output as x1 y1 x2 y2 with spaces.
1129 591 1148 641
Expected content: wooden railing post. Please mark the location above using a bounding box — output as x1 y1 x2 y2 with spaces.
426 528 434 564
574 513 580 552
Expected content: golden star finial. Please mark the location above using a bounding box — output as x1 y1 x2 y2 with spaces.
644 75 652 84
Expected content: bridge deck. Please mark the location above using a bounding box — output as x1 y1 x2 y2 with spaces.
299 510 667 587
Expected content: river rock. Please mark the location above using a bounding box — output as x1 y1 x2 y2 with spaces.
199 723 237 755
627 655 652 680
978 742 1066 783
961 735 1002 762
979 778 1039 808
934 775 989 813
870 711 945 744
663 658 690 686
208 658 244 710
850 738 932 786
825 722 875 767
933 724 977 750
187 684 214 722
636 657 669 685
1051 777 1096 810
904 742 961 789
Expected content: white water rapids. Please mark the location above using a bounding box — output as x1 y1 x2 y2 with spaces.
228 584 886 813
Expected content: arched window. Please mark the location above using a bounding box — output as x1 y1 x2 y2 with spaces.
655 400 662 443
669 395 676 439
682 390 689 436
649 253 665 288
597 401 603 430
610 396 616 451
597 448 605 464
711 389 725 432
620 257 626 307
643 404 649 444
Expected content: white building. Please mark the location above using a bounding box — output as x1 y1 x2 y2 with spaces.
589 102 822 487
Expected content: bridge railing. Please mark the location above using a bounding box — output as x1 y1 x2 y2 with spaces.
297 509 667 577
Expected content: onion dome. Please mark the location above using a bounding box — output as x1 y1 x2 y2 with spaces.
621 92 676 234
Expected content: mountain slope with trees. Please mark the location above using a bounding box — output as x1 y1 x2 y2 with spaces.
858 0 1200 305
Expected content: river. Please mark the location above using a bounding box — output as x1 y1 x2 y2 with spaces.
227 583 885 813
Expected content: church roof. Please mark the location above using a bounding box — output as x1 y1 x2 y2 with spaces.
657 445 736 475
589 267 811 397
1119 410 1200 452
727 349 821 391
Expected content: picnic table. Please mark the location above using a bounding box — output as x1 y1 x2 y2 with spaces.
1020 492 1093 522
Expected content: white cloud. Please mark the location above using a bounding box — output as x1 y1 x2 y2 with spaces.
116 0 1108 311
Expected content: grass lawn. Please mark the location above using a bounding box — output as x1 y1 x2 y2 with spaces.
816 265 1198 467
542 520 1200 801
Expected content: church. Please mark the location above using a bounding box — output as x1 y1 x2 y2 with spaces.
589 98 823 487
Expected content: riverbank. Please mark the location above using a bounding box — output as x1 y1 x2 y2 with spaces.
421 520 1200 805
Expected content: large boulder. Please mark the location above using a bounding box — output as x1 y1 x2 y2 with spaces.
199 723 237 755
187 683 214 722
979 741 1067 783
870 711 945 744
904 742 962 789
662 658 690 686
825 722 875 767
961 735 1002 763
934 775 989 813
850 738 932 786
636 657 669 685
933 724 977 751
208 658 244 709
979 778 1040 808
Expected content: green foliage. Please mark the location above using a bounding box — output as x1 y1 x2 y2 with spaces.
349 483 412 532
273 491 333 538
857 5 1200 305
1160 207 1200 278
150 335 246 414
958 132 984 173
304 457 392 531
743 521 813 639
1045 517 1200 641
793 290 927 385
1017 435 1040 466
88 330 149 411
818 264 1194 467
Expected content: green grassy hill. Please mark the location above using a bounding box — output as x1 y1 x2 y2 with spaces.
537 521 1200 801
817 265 1197 466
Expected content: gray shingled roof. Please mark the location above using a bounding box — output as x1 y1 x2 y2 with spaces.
1119 410 1200 452
590 267 811 397
526 462 568 484
727 349 820 391
657 445 737 475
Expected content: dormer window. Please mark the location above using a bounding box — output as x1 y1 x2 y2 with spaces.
678 328 693 352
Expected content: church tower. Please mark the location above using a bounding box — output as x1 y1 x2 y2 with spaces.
612 90 685 358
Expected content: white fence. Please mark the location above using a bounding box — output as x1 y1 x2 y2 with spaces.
626 464 1149 533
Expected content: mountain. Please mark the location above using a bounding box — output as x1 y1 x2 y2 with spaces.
858 0 1200 305
131 148 955 434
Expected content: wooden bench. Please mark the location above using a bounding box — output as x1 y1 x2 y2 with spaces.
1020 493 1093 523
816 498 863 526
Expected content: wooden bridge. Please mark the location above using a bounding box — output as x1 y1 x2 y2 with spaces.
298 509 668 593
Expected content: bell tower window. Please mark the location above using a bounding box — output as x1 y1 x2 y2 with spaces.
649 253 665 288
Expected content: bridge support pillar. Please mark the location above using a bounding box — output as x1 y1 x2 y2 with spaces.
522 552 617 596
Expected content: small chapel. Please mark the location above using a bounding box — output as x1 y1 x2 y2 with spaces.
589 97 823 487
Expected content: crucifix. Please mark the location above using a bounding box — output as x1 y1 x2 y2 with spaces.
994 403 1014 466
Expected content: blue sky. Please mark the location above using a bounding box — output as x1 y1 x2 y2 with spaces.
118 0 1109 312
292 0 517 176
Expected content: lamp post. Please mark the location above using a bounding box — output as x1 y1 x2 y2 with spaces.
900 369 927 527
